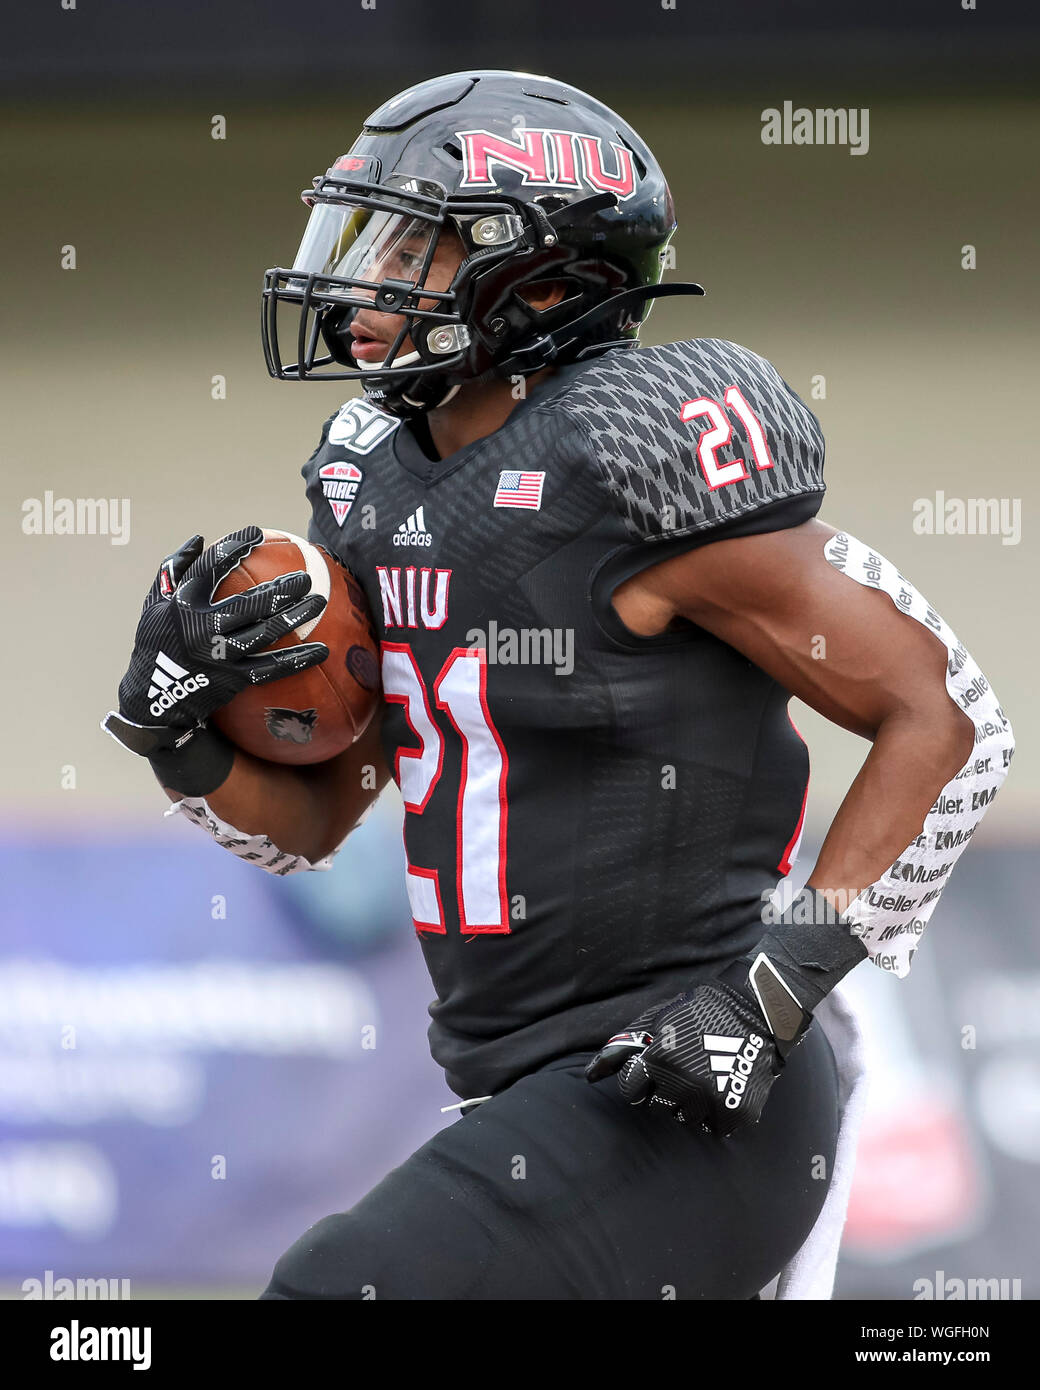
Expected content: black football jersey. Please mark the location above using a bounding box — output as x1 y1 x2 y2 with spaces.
302 338 826 1098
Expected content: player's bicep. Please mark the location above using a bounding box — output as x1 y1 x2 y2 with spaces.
657 521 1012 978
648 520 972 744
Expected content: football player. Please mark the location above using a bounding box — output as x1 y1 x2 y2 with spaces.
105 71 1013 1300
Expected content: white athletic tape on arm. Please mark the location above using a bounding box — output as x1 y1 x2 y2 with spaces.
823 533 1013 976
163 796 356 875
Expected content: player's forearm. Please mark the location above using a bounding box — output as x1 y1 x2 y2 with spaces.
807 702 975 909
157 711 391 864
705 700 980 1082
156 751 357 862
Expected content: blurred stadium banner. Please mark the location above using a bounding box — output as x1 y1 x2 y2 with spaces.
0 802 455 1293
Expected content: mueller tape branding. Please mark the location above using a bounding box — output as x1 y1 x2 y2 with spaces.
823 532 1013 977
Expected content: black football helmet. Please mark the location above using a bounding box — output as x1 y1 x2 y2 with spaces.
261 69 703 418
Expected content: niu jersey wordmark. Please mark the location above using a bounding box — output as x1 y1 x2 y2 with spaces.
377 565 451 630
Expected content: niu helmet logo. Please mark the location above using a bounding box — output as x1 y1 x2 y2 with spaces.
456 128 638 200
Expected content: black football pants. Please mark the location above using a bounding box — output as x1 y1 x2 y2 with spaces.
260 1021 840 1300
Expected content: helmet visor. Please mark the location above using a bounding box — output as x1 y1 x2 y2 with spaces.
291 202 437 293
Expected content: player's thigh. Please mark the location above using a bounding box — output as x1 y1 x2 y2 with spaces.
260 1057 636 1300
487 1022 841 1300
260 1025 838 1300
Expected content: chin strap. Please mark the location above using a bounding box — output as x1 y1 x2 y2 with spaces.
376 278 706 416
494 281 706 378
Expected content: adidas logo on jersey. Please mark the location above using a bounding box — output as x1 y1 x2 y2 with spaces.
705 1032 764 1110
393 506 432 547
147 650 209 718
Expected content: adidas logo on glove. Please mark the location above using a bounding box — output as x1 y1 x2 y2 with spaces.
147 650 209 718
705 1032 764 1109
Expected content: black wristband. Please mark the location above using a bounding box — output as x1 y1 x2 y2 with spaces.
148 724 236 797
747 886 868 1014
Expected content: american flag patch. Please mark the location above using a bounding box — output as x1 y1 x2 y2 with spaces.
493 470 545 510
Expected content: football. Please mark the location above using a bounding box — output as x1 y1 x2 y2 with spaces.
210 529 380 765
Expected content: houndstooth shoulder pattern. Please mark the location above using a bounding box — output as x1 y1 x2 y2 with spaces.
554 339 826 542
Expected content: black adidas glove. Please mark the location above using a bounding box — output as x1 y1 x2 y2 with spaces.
103 526 329 793
584 969 790 1137
586 888 867 1137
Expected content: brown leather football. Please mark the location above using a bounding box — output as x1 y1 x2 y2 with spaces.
210 529 380 765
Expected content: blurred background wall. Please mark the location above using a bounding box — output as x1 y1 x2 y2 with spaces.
1 0 1038 1299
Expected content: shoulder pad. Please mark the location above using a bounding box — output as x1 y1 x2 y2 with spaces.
557 339 825 541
